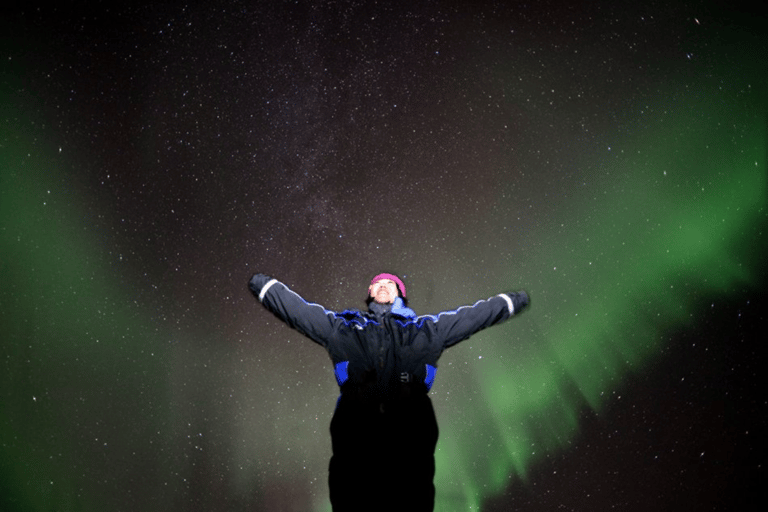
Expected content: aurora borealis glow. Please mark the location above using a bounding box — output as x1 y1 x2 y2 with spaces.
2 2 766 511
431 93 766 508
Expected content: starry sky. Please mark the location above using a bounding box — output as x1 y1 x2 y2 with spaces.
1 1 766 511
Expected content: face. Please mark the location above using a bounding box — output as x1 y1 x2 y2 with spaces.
368 279 399 305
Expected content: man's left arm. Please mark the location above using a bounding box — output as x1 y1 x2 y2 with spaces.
428 291 529 348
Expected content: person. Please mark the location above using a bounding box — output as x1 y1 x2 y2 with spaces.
248 272 529 512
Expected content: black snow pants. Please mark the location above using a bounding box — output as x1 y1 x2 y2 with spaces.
328 391 439 512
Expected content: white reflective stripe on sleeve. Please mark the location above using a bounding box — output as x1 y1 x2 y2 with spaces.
498 293 514 315
259 279 278 302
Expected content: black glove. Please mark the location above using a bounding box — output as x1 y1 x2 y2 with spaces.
506 291 529 314
248 273 273 297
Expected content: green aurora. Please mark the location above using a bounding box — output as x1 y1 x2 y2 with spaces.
431 91 766 509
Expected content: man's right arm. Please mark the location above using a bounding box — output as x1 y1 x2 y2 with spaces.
426 291 529 349
248 274 338 347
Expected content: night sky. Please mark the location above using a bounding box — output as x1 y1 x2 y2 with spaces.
2 1 766 511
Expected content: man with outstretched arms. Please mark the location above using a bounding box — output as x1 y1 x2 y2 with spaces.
248 272 529 512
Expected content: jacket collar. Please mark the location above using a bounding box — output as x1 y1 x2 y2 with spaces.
368 301 392 317
367 298 416 319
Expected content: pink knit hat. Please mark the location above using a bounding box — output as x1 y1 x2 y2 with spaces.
370 273 406 298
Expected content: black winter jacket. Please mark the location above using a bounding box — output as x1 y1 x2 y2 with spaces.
249 274 520 401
